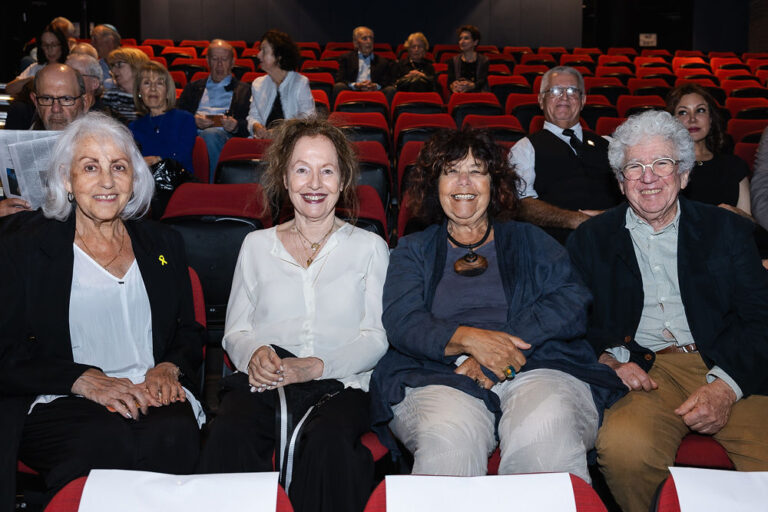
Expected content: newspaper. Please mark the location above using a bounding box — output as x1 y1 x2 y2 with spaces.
0 130 60 209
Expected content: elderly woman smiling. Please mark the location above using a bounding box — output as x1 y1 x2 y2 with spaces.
0 112 204 507
370 129 625 481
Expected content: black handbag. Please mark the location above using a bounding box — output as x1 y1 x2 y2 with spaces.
271 345 343 493
149 158 193 219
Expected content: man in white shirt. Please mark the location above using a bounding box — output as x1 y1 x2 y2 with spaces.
509 66 623 243
176 40 252 181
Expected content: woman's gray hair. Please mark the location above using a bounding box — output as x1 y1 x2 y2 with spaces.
43 112 155 221
608 109 696 182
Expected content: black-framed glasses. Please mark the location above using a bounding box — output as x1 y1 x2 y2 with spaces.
543 86 582 98
35 95 83 106
621 158 679 181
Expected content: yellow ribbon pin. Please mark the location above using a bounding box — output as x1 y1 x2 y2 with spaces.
159 255 168 266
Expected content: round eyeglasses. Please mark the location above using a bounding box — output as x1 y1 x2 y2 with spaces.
621 158 679 181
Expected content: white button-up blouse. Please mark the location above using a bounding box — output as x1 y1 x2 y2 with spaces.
223 222 389 391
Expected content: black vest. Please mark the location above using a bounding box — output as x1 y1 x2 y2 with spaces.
529 129 623 211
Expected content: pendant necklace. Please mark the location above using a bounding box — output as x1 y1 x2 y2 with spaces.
448 221 492 277
294 222 334 267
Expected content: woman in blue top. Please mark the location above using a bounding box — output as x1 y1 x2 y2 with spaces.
129 61 197 173
369 129 625 482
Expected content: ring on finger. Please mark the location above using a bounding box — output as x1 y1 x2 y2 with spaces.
503 366 516 379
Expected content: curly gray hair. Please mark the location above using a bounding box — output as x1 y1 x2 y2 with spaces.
608 109 695 182
43 112 155 221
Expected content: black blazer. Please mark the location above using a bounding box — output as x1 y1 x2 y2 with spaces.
0 212 205 510
176 75 252 138
335 51 395 87
567 198 768 398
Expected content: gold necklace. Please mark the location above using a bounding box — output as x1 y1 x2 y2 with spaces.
77 225 126 270
293 222 334 267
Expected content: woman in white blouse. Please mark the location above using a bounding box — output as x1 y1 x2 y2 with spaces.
248 30 315 139
197 117 389 512
0 112 204 508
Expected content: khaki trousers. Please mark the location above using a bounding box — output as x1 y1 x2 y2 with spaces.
596 353 768 512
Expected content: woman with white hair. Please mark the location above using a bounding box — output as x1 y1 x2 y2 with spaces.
0 112 204 508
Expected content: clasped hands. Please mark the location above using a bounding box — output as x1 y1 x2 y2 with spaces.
451 326 531 389
247 345 324 392
353 80 379 91
599 353 737 434
450 78 475 93
71 363 185 420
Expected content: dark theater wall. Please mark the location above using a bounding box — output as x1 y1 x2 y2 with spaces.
139 0 583 48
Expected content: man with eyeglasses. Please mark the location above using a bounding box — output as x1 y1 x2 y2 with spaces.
567 110 768 512
30 63 93 131
177 39 252 181
0 64 92 218
509 66 623 244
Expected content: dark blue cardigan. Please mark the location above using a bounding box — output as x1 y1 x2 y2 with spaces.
370 220 626 454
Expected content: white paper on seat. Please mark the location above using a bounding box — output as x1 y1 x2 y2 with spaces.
385 472 576 512
78 470 279 512
670 467 768 512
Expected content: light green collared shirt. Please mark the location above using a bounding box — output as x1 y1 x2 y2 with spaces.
607 201 743 399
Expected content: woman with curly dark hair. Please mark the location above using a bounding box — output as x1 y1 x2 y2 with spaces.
666 84 752 217
370 128 625 480
248 29 315 138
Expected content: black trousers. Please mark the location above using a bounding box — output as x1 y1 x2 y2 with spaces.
198 373 374 512
19 396 200 501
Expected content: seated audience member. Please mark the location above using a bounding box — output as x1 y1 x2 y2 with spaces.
70 42 99 60
177 39 252 179
50 16 77 48
567 110 768 512
446 25 489 93
0 64 92 219
248 30 315 139
31 63 93 130
509 66 623 243
103 47 149 124
198 117 389 512
0 112 204 510
6 23 70 96
369 129 625 482
333 26 395 102
91 24 121 88
66 53 105 110
752 127 768 233
666 84 752 216
394 32 436 92
130 61 197 173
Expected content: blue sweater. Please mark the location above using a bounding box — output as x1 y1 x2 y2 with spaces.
369 220 626 454
130 108 197 173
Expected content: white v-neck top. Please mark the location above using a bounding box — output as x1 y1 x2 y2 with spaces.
29 246 204 426
223 222 389 391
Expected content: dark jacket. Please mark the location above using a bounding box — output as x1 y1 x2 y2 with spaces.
566 198 768 397
370 220 626 454
335 51 395 87
0 212 205 510
447 53 490 92
176 75 252 138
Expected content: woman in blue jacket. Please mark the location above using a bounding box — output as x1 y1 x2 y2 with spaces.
370 129 625 482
